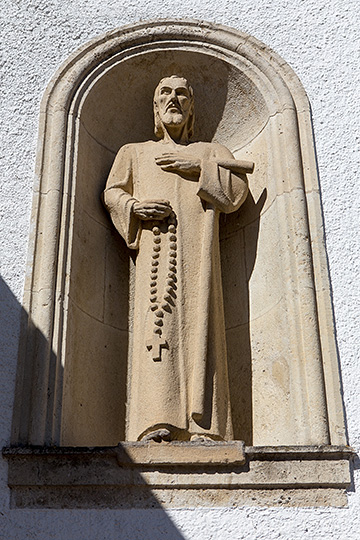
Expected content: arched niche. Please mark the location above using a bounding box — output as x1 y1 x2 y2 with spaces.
12 20 346 448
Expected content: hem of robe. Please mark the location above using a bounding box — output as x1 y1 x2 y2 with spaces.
136 423 226 442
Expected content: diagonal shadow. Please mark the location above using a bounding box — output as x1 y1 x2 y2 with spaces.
0 276 187 538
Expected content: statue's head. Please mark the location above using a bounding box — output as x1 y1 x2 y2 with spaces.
153 75 195 140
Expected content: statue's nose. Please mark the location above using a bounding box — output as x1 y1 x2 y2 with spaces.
169 89 178 101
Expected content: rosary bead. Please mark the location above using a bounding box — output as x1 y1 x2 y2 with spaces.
150 215 178 321
166 286 176 297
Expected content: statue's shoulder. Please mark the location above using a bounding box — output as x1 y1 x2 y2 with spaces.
115 140 156 157
189 141 234 159
122 140 156 148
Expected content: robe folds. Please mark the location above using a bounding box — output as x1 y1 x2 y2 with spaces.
104 140 248 441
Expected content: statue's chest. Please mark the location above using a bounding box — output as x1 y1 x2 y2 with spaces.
133 145 206 205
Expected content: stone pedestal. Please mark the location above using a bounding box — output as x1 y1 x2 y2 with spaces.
3 442 353 508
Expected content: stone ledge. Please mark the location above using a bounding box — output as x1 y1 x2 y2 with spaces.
4 440 246 466
246 445 354 460
2 443 354 508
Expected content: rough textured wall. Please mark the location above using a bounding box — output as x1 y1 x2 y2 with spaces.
0 0 359 538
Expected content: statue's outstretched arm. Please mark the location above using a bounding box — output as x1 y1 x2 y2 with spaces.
197 145 254 214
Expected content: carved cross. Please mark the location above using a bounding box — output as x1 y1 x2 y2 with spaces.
146 334 169 362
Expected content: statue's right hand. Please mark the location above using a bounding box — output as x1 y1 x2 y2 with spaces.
132 199 172 220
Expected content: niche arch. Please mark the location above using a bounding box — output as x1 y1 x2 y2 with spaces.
12 20 346 448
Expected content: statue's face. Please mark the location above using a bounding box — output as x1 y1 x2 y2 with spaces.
155 77 192 129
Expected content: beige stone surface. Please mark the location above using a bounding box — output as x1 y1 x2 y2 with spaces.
61 300 128 445
117 440 246 465
11 21 346 455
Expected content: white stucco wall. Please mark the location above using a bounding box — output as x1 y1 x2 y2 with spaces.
0 0 359 538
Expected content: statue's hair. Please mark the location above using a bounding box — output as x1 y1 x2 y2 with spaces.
153 75 195 139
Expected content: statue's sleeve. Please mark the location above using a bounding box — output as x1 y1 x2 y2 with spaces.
103 144 141 249
197 144 249 214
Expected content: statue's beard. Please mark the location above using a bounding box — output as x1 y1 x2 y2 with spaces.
161 110 186 127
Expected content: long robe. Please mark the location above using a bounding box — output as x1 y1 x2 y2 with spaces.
103 140 248 441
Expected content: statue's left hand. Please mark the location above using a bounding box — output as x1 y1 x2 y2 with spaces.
155 153 201 177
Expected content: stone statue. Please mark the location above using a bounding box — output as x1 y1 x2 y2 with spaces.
103 75 253 442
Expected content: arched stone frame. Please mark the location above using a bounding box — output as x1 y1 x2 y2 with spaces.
11 19 347 451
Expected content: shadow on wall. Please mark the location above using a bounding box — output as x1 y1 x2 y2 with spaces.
0 277 23 364
0 276 187 536
0 277 24 444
